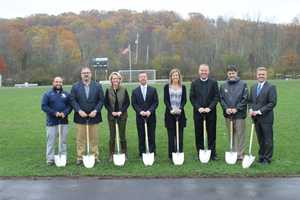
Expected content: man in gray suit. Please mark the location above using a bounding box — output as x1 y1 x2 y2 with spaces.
249 67 277 165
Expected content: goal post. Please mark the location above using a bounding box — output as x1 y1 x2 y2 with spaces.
118 69 156 82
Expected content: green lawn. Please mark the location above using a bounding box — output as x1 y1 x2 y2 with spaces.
0 80 299 177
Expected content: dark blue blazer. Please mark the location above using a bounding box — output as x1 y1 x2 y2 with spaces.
131 85 159 122
70 81 104 124
249 81 277 123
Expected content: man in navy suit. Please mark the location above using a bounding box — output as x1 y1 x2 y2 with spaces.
131 72 159 157
249 67 277 164
70 67 104 165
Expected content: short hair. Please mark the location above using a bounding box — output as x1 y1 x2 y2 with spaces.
81 67 91 73
138 71 148 76
256 67 267 72
227 64 238 72
53 76 63 82
199 64 209 70
169 68 182 85
109 71 122 82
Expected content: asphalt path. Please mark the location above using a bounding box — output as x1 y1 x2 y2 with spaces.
0 177 299 200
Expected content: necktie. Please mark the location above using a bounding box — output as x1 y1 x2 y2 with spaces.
256 84 262 96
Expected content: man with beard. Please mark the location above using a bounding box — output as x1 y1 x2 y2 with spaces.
41 76 72 166
70 67 104 165
131 72 159 158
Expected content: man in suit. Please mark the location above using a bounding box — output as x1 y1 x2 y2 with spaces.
131 72 159 158
190 64 219 160
70 67 104 165
249 67 277 164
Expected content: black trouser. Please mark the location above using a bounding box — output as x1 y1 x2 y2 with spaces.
167 126 184 159
193 112 217 157
255 120 273 162
136 117 156 157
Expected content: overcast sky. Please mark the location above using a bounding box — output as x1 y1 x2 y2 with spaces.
1 0 299 23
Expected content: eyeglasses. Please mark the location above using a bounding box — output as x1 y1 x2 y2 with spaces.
81 72 91 74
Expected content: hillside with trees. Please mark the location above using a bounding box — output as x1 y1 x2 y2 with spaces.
0 9 299 84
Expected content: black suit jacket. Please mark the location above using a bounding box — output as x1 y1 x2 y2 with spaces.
249 81 277 123
190 78 219 115
163 84 187 128
70 81 104 124
131 85 159 122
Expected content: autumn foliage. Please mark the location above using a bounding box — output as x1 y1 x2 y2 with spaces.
0 10 299 84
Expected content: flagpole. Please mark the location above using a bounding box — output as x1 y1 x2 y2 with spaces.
135 32 139 65
129 44 132 82
146 44 149 65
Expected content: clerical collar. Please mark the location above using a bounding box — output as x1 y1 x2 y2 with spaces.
200 78 208 82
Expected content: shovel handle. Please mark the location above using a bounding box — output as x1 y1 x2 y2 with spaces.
144 118 150 153
115 119 121 154
248 123 255 155
230 118 234 150
203 118 208 150
175 118 180 153
86 120 90 155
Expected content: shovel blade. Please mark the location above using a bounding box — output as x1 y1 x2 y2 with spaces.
172 152 184 165
83 155 95 168
225 151 237 165
199 149 211 163
142 153 155 166
54 154 66 167
242 155 255 168
113 153 126 166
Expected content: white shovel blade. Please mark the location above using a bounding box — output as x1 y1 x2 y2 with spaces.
83 155 95 168
242 155 255 168
142 153 155 166
225 151 238 165
54 155 66 167
172 152 184 165
199 149 211 163
113 153 126 166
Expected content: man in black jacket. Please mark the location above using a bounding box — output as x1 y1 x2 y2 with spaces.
131 72 159 158
220 65 248 160
70 67 104 165
190 64 219 160
249 67 277 164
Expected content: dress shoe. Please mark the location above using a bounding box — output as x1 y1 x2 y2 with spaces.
76 160 83 166
47 160 54 166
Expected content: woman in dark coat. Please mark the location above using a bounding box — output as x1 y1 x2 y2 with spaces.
164 68 187 160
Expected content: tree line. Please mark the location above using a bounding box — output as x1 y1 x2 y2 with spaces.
0 9 299 85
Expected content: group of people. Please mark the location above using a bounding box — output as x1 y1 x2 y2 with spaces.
41 64 277 166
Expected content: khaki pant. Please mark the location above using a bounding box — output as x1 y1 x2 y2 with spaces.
76 123 99 161
225 118 246 158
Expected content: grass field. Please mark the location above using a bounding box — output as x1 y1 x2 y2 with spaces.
0 80 299 177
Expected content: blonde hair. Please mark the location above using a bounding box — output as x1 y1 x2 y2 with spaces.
109 72 122 82
169 68 182 85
